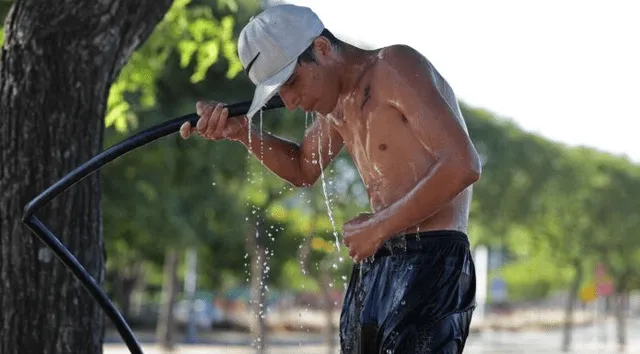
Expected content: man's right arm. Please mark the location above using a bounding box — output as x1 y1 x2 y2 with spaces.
180 101 344 188
237 113 344 187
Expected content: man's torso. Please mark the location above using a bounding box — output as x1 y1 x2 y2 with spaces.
324 47 473 235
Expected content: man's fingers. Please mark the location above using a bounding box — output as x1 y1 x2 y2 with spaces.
215 107 229 137
192 100 232 141
196 102 216 132
179 122 192 139
205 103 224 138
196 100 217 116
196 101 206 116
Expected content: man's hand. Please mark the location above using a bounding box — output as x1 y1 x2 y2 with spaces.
180 101 247 141
342 212 385 263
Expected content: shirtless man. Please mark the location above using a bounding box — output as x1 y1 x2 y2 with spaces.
180 4 481 353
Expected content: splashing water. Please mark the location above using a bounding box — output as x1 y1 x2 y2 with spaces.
242 109 277 351
316 113 341 252
247 111 253 147
259 110 264 164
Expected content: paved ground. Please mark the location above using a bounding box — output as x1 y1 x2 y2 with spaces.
104 317 640 353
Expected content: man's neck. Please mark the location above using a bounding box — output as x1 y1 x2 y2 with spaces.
335 45 378 98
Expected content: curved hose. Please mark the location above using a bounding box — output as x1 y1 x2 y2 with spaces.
21 96 285 354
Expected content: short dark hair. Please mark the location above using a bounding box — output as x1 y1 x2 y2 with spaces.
297 28 340 64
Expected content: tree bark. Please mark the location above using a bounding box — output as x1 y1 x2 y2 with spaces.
0 1 171 353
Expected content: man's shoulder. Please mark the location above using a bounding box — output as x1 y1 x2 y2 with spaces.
376 45 428 70
378 44 423 58
367 45 433 98
370 45 431 82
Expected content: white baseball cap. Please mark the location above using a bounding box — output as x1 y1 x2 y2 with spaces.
238 4 324 119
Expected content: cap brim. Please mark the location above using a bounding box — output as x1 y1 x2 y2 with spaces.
246 60 297 119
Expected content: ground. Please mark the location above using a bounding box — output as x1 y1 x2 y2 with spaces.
104 317 640 353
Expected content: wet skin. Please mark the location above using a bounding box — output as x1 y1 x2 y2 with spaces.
180 38 481 263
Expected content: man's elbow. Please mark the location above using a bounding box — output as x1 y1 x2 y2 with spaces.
289 171 319 188
289 177 312 188
465 164 481 185
465 153 482 184
290 179 315 188
452 152 482 187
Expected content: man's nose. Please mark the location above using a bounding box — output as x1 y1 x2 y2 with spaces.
279 87 300 111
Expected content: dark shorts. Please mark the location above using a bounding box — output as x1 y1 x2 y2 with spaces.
339 230 476 354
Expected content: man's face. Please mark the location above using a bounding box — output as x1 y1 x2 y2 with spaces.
278 38 341 115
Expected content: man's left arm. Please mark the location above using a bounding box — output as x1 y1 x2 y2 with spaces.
358 46 482 241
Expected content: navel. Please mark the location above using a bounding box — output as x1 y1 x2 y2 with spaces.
379 143 387 151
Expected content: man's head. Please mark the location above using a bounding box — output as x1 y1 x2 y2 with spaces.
238 4 343 117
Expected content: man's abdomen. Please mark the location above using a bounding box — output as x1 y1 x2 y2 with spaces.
397 187 473 236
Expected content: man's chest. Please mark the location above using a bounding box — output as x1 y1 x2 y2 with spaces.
331 95 425 178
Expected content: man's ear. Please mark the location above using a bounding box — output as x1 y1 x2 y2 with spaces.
313 37 332 61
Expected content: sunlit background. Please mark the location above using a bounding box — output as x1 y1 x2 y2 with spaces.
2 0 638 353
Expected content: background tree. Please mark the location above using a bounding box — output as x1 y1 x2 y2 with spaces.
0 1 172 353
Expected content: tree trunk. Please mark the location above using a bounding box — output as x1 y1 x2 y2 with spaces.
561 263 582 352
156 249 179 350
0 1 171 353
107 262 142 320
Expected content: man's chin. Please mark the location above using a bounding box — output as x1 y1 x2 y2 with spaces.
315 105 333 115
304 101 334 115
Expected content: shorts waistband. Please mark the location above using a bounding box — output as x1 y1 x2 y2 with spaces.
373 230 469 258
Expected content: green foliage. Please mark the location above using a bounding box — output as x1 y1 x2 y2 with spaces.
281 259 319 291
101 0 253 291
105 0 242 133
0 28 3 46
0 0 11 25
500 254 574 301
462 101 640 301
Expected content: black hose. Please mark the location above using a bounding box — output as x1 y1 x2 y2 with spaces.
21 95 285 354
